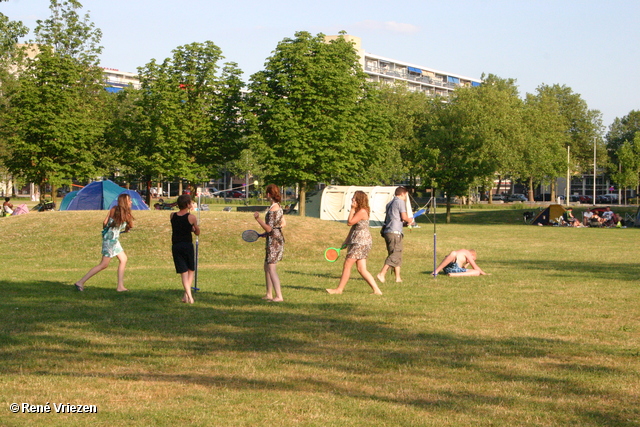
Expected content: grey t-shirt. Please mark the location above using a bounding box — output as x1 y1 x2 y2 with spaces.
383 196 406 234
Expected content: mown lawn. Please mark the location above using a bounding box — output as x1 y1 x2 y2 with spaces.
0 208 638 426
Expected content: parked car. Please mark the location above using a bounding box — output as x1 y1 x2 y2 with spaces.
596 194 618 204
534 193 552 201
492 194 505 201
219 190 244 198
507 194 527 202
579 195 593 204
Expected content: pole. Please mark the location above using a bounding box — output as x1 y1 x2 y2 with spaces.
566 145 570 204
593 136 597 204
192 189 201 293
433 195 437 277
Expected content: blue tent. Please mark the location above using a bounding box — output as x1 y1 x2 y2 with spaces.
62 180 149 210
59 190 79 211
108 189 148 211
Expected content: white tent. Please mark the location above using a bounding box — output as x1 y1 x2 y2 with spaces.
316 185 411 227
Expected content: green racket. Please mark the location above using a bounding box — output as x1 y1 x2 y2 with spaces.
324 245 347 262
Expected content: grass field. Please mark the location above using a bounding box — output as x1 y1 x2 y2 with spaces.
0 207 638 426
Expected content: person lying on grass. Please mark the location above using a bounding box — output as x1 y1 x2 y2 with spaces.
432 249 487 277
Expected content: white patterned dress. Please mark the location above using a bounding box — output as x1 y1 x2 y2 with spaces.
101 218 128 258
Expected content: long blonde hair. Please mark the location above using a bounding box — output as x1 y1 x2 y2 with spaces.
112 193 134 232
353 191 370 215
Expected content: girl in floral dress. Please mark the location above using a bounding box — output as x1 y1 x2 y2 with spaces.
75 193 134 292
326 191 382 295
253 184 286 302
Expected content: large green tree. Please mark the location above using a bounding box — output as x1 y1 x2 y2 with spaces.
129 41 246 204
610 134 640 202
0 10 28 193
248 31 391 216
535 84 603 173
377 84 432 188
517 91 569 200
418 75 524 221
1 0 107 200
606 110 640 156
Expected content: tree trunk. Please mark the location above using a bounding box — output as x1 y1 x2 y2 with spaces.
528 176 534 201
445 195 452 224
299 183 306 217
51 183 57 204
145 178 152 207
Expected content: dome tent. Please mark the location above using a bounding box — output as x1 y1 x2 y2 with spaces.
61 180 148 211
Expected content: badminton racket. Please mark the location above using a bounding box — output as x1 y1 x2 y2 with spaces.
324 245 347 262
242 229 266 242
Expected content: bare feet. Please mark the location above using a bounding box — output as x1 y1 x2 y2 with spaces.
269 297 284 302
395 279 402 283
74 283 84 291
261 295 273 300
326 288 342 294
376 273 386 283
116 287 129 292
373 288 383 295
182 294 194 303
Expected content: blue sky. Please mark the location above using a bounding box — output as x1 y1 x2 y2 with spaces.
3 0 639 128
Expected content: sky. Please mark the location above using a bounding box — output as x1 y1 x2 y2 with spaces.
2 0 639 129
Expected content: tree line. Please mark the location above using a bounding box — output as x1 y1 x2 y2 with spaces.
1 1 639 221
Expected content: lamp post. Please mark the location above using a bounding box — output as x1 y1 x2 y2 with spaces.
566 145 570 205
593 136 597 204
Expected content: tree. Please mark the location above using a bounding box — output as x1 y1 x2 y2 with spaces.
517 91 569 200
130 41 247 205
0 11 29 194
377 84 432 188
1 0 107 200
248 31 391 216
535 84 603 173
610 134 640 202
418 75 524 222
606 110 640 154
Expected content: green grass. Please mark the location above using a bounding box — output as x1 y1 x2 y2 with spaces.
0 208 639 426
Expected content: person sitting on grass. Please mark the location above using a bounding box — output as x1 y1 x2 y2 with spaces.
2 197 14 216
432 249 487 277
563 207 581 227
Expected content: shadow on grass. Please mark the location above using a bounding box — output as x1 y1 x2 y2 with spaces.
0 279 637 425
490 259 640 282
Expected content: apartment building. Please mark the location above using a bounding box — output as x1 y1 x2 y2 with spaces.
325 35 482 96
102 68 140 92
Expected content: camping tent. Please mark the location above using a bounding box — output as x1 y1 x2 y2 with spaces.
11 204 29 216
531 204 566 225
61 180 149 211
108 189 148 210
59 191 79 211
305 186 408 227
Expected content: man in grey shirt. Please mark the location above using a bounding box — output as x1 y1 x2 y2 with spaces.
377 187 414 283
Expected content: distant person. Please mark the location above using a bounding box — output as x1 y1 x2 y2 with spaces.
432 249 487 277
601 206 617 226
75 193 134 292
254 184 286 302
377 186 415 283
170 194 200 304
563 207 581 227
2 197 14 216
327 190 382 295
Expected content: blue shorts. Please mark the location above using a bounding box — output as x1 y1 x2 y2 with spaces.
443 262 466 274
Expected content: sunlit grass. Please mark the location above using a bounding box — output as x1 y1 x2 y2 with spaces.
0 208 638 426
